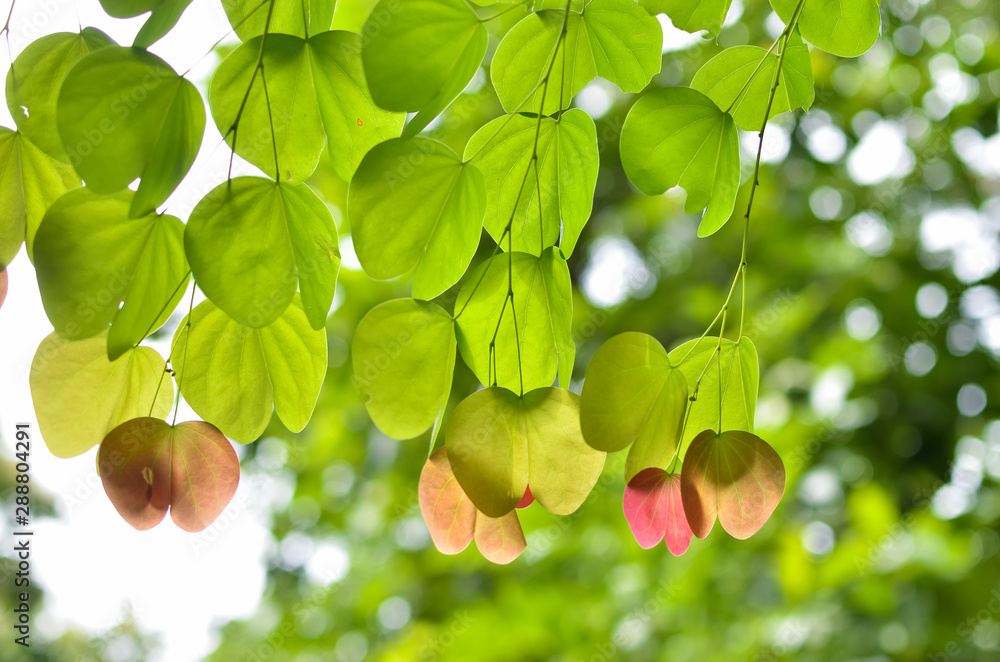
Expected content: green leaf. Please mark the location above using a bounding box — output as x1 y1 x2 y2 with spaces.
361 0 488 128
171 295 328 444
353 299 457 440
640 0 732 37
98 418 240 532
134 0 195 49
691 31 814 131
222 0 335 41
668 336 759 448
210 33 324 183
579 332 688 481
680 430 785 539
29 331 174 458
34 188 189 359
770 0 879 58
620 86 740 237
0 129 80 268
5 29 116 161
491 0 662 115
455 249 574 392
308 31 406 180
419 448 477 554
348 137 486 299
185 176 340 329
99 0 161 18
446 386 605 517
57 47 205 217
211 31 403 183
464 109 598 258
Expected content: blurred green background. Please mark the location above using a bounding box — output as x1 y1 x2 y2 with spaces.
4 0 1000 659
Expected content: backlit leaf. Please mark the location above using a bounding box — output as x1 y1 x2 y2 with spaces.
491 0 662 115
668 336 759 448
620 86 740 237
348 137 485 299
680 430 785 539
185 176 340 329
29 331 173 458
691 31 814 131
171 295 328 444
99 418 240 532
640 0 732 37
361 0 487 129
353 299 456 440
579 332 687 481
99 0 161 18
770 0 879 58
474 510 527 564
464 109 598 257
0 128 80 268
34 188 189 359
57 47 205 217
447 387 605 517
455 249 574 391
134 0 195 49
5 29 115 161
210 31 401 183
418 448 477 554
222 0 335 41
624 468 692 555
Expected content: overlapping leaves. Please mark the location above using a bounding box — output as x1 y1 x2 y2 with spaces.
171 295 328 444
455 249 574 392
348 137 486 300
447 387 605 517
34 188 189 359
210 31 404 183
419 448 528 564
57 46 204 217
185 176 340 329
465 109 598 257
492 0 662 115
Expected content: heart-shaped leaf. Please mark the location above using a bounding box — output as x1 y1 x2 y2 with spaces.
211 31 403 183
348 137 486 300
680 430 785 539
5 29 115 161
691 31 814 132
464 109 599 258
455 249 574 392
624 468 692 555
353 299 456 440
447 386 605 517
668 336 758 448
580 332 688 481
171 295 327 444
620 86 740 237
29 331 174 458
57 47 205 217
34 188 189 359
98 417 240 532
0 128 81 268
185 176 340 329
492 0 662 115
770 0 879 58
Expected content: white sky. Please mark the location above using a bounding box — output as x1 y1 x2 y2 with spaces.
0 1 281 660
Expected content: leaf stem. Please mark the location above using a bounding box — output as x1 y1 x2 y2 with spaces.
171 284 198 426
